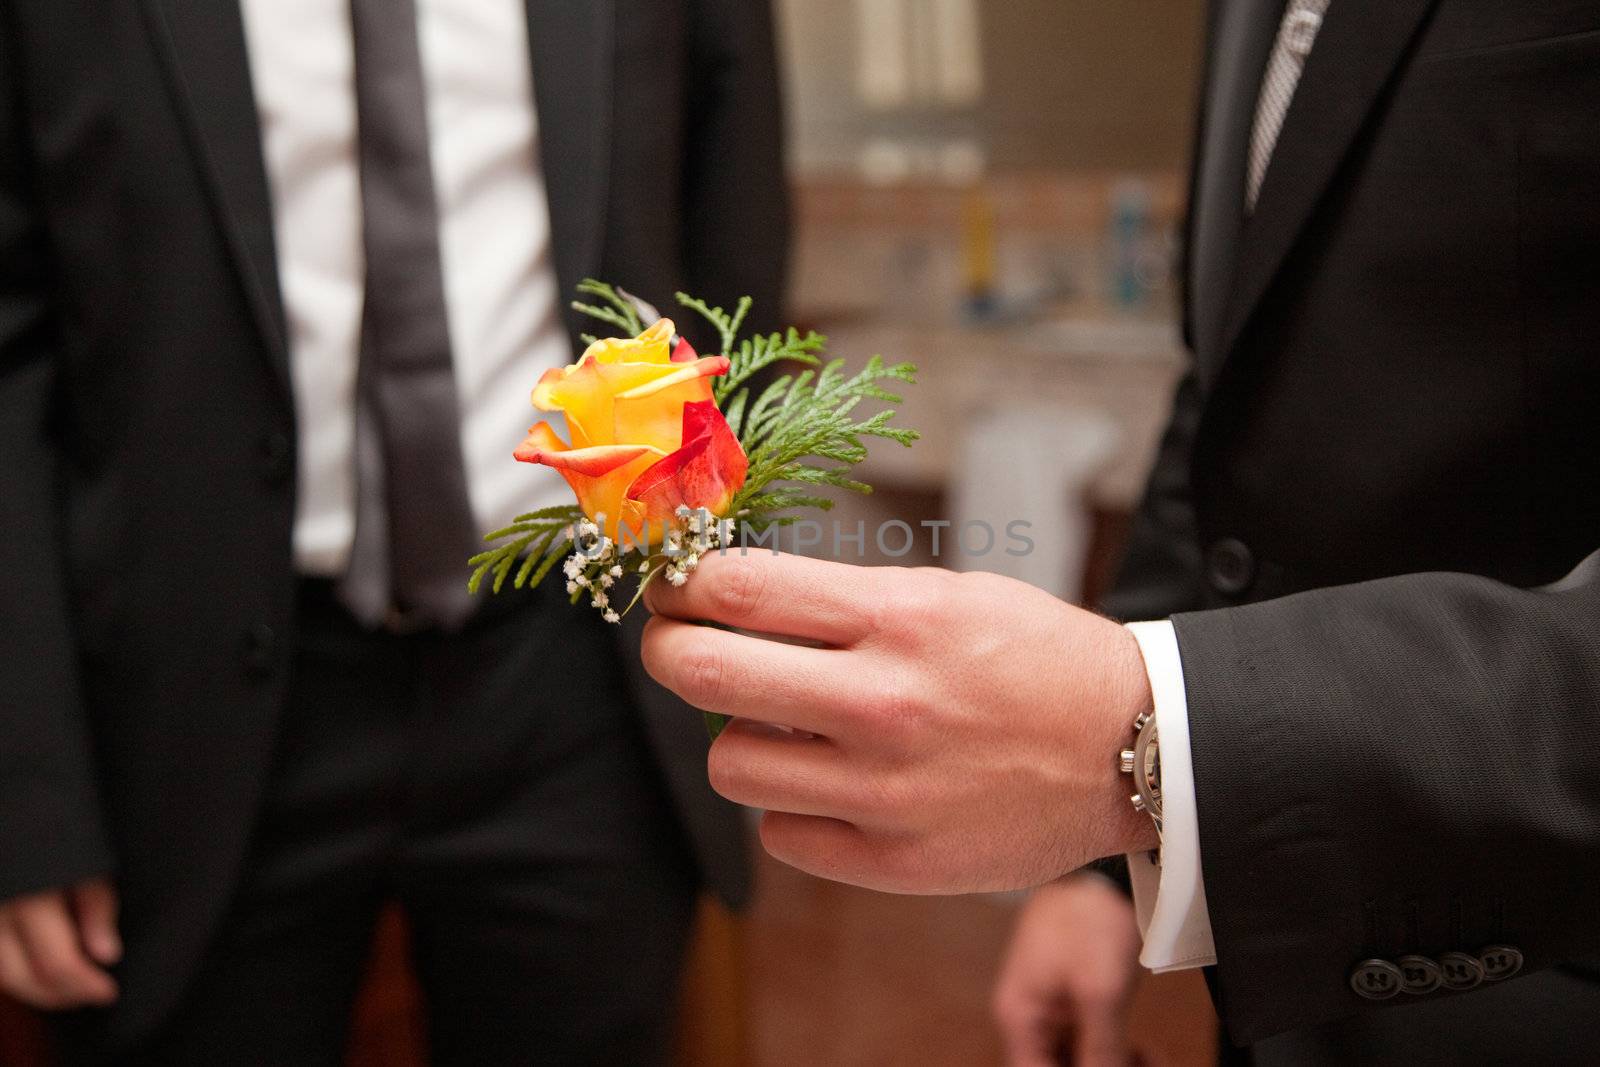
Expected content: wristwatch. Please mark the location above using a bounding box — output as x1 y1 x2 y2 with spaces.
1120 710 1163 862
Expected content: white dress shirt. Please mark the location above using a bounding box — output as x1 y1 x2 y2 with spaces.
239 0 571 576
1126 621 1217 971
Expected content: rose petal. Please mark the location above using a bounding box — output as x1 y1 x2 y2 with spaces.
512 421 569 463
535 355 714 454
626 400 749 521
581 318 675 366
614 356 730 401
514 423 663 476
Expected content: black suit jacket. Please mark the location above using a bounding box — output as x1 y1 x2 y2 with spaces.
1105 0 1600 1057
0 0 787 1043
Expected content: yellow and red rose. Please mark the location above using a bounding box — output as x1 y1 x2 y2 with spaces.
514 319 748 543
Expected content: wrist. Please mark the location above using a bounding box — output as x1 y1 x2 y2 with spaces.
1100 626 1161 858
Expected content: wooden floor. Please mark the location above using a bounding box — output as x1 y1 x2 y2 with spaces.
742 850 1218 1067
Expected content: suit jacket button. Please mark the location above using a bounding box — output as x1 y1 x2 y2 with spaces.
1206 537 1256 595
1350 959 1403 1000
260 431 293 486
1439 951 1485 990
1397 954 1442 995
242 622 277 679
1479 945 1524 981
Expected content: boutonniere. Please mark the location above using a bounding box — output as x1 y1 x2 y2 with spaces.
468 282 918 733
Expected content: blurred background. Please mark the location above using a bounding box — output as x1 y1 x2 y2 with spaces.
0 2 1217 1064
779 0 1201 611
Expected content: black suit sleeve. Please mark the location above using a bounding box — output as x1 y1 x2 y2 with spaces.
0 9 114 902
1171 550 1600 1044
681 0 790 331
1100 367 1208 621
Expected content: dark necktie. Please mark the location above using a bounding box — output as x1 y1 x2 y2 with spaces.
340 0 478 631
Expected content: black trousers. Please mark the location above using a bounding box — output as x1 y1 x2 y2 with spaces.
69 580 699 1066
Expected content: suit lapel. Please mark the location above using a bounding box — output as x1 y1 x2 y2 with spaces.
139 0 289 402
1212 0 1442 377
524 0 615 314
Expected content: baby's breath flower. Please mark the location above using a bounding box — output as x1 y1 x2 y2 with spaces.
667 570 688 587
599 574 615 589
609 565 624 578
602 609 621 624
592 592 610 609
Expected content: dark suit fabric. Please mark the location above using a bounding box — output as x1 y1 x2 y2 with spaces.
0 0 787 1055
58 582 699 1066
1104 0 1600 1057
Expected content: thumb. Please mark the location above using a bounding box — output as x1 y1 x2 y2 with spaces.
69 880 122 967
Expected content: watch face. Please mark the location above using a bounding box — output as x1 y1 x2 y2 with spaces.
1133 727 1162 820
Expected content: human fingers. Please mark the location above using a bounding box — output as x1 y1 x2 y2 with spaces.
9 892 118 1008
641 615 856 735
644 548 886 646
69 879 122 968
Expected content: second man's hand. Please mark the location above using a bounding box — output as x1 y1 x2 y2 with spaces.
0 879 121 1010
642 549 1158 894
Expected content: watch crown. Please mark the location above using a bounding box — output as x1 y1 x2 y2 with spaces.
1130 793 1146 813
1119 749 1136 774
1133 712 1152 731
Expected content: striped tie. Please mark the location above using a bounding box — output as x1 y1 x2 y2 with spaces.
1246 0 1331 210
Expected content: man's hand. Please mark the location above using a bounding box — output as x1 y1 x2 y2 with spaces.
642 550 1158 894
0 879 121 1009
993 873 1143 1067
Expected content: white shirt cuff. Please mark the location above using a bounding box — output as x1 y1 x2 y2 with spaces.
1124 620 1217 972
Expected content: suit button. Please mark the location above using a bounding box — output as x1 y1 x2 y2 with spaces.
259 431 292 486
1396 954 1442 995
1479 945 1524 982
1350 959 1403 1000
242 622 276 679
1439 951 1485 991
1206 537 1256 595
